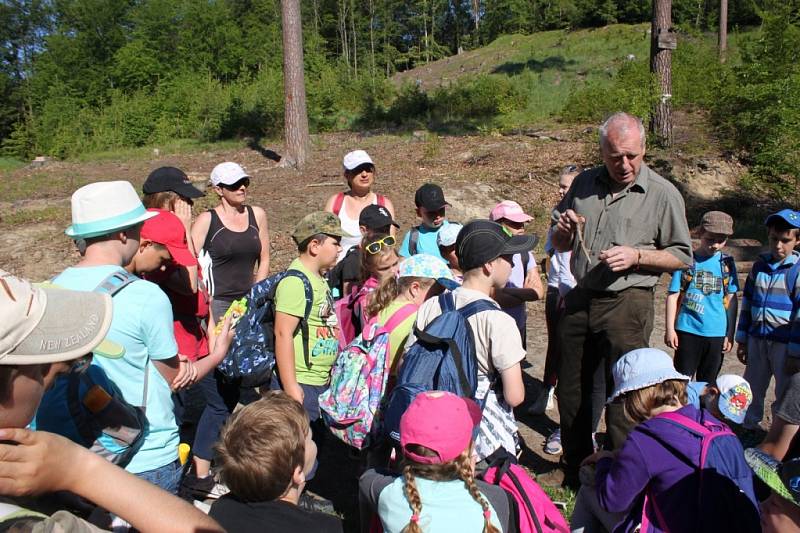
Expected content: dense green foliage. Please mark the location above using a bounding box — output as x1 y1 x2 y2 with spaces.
0 0 797 198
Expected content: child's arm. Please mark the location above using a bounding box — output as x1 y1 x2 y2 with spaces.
253 206 270 283
725 293 738 352
0 429 224 533
499 363 525 408
594 436 651 514
664 292 680 349
274 310 304 403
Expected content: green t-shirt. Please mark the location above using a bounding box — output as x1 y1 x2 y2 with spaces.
377 300 417 375
275 258 339 385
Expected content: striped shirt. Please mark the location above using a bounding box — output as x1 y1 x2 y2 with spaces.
735 251 800 352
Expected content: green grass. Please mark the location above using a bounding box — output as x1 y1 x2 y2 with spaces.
71 137 248 163
0 157 26 172
1 205 70 226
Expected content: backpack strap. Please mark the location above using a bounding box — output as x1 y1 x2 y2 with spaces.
67 372 98 447
332 192 346 216
283 269 315 369
521 252 530 279
92 270 149 410
408 227 420 256
377 304 418 336
376 194 386 207
784 257 800 301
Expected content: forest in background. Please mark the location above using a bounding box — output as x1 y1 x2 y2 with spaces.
0 0 797 198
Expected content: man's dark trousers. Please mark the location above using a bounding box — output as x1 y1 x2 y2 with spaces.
556 286 654 475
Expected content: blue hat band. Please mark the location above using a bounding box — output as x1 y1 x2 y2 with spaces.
67 204 148 238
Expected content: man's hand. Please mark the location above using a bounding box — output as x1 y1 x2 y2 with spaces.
723 338 732 353
0 428 87 496
737 343 748 364
664 329 679 350
555 209 582 239
598 245 639 272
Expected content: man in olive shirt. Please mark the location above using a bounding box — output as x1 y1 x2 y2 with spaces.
551 112 692 485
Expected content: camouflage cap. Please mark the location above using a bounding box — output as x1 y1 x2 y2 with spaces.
292 211 345 244
700 211 734 236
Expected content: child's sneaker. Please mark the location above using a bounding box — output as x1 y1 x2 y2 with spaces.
180 473 230 500
544 428 562 455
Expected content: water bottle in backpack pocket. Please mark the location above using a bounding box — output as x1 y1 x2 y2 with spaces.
34 365 147 467
218 270 313 388
381 292 498 443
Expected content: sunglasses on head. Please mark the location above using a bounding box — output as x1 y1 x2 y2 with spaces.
220 177 250 190
365 235 396 255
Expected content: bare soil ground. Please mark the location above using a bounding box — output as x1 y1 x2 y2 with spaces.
0 112 772 528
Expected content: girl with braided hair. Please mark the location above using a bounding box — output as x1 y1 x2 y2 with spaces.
359 391 514 532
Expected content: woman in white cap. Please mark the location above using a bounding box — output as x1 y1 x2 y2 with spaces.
188 161 270 496
324 150 396 262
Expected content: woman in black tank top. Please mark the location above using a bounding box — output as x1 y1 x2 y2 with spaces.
188 161 270 491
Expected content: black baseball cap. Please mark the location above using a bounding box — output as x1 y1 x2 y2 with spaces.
143 167 204 199
359 204 399 229
415 183 450 211
456 219 538 271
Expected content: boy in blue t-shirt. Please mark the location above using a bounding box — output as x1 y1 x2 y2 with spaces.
398 183 450 260
665 211 739 382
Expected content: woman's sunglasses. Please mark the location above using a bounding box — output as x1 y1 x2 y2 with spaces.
220 178 250 191
365 235 396 255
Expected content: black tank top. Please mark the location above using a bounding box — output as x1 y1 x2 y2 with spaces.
203 205 261 300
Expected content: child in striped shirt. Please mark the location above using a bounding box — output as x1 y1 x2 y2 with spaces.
736 209 800 432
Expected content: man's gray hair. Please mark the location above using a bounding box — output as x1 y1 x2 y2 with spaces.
599 112 646 149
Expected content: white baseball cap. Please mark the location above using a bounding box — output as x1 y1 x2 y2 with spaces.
65 181 158 239
343 150 374 171
0 271 123 364
210 162 250 186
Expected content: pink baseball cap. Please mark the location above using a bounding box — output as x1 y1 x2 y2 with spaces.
400 391 482 464
489 200 533 223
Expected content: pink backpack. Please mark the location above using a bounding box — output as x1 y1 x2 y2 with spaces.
481 453 569 533
334 277 379 351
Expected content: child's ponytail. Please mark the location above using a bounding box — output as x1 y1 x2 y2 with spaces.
458 458 500 533
401 465 424 533
367 275 399 318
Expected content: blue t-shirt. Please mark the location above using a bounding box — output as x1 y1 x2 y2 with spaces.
50 265 179 474
668 252 738 337
398 221 450 260
377 476 501 533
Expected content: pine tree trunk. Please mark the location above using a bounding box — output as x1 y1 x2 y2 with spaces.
281 0 310 168
350 0 358 78
369 0 376 77
719 0 728 62
650 0 673 147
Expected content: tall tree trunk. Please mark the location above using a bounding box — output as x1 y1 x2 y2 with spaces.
719 0 728 62
422 0 429 63
472 0 480 31
369 0 376 78
650 0 673 147
281 0 310 168
339 0 350 70
350 0 358 78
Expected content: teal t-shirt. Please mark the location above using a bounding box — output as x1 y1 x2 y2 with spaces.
399 221 450 260
377 476 501 533
50 265 179 474
668 252 738 337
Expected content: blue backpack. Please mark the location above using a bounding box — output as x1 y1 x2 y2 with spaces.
636 410 760 533
218 270 313 388
36 270 146 467
381 292 498 443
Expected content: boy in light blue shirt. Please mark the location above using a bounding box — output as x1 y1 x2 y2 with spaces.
398 183 451 260
665 211 738 382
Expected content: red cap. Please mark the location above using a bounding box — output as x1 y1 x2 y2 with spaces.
141 209 196 267
400 391 482 464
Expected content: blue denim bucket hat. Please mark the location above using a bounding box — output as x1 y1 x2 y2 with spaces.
608 348 690 402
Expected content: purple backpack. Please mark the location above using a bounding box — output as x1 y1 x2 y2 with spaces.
637 411 759 533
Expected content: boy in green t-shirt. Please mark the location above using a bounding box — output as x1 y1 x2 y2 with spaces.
274 211 344 432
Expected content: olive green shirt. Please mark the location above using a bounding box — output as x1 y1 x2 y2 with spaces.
553 163 692 291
